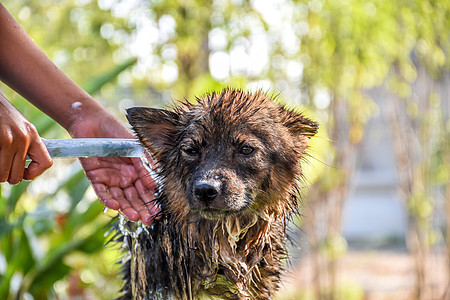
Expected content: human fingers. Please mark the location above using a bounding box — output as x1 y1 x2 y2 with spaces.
94 183 148 223
122 184 155 225
81 157 139 221
0 144 14 183
134 179 160 224
110 186 140 222
23 138 53 180
130 157 160 224
7 151 26 184
131 157 158 190
1 124 28 184
91 183 121 210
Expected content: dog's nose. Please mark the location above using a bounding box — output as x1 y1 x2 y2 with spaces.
193 181 220 205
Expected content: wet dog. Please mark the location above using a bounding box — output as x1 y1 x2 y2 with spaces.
119 89 318 299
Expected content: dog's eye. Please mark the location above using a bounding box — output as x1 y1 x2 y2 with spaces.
239 145 254 156
183 147 200 156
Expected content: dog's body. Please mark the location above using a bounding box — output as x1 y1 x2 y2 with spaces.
120 89 317 299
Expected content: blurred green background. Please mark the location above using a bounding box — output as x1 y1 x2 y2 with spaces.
0 0 449 299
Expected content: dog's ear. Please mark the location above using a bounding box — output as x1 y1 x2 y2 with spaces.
126 107 180 155
278 107 318 139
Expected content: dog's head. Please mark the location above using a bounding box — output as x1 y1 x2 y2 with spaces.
127 90 317 221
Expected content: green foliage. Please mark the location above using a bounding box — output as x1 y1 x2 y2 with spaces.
82 57 138 94
0 55 135 299
0 147 106 299
3 0 133 84
1 0 449 298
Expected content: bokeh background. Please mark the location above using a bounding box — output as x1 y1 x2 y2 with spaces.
0 0 449 299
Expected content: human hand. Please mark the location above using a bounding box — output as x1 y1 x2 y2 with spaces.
0 93 53 184
70 110 159 225
0 4 158 223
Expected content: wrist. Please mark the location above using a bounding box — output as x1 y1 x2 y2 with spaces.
64 97 108 137
69 104 133 139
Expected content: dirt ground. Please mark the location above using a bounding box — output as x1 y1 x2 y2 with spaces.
277 251 449 300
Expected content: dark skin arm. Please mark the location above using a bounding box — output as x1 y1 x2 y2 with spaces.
0 3 158 225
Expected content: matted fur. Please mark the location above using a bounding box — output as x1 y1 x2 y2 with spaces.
119 89 318 299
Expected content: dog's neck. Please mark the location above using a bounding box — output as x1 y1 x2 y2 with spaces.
119 198 292 299
179 210 286 298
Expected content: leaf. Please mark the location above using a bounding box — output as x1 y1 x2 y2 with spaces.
29 262 71 295
63 200 104 239
38 169 89 213
6 183 31 214
81 57 137 95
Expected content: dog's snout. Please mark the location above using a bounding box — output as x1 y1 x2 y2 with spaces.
193 181 220 205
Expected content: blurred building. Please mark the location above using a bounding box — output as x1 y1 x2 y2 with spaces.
342 70 449 248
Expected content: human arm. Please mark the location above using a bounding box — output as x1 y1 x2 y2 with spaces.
0 3 158 224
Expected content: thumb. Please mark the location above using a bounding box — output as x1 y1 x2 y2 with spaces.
23 139 53 180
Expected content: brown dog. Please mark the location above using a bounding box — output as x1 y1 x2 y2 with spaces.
120 89 317 299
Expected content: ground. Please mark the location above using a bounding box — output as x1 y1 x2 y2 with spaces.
277 250 449 300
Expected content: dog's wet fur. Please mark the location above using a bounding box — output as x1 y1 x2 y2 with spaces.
120 89 318 299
